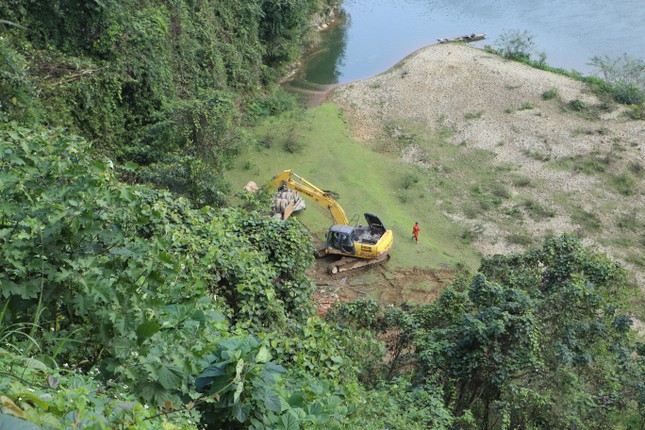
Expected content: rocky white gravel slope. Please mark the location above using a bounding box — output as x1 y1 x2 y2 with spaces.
329 44 645 320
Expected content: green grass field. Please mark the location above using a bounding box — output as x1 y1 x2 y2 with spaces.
227 103 482 272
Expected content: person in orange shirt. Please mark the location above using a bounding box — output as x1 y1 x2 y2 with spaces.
412 221 420 243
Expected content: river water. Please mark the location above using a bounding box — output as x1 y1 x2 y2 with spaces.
295 0 645 87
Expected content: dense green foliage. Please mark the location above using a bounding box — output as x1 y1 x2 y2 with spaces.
330 236 645 429
0 0 333 203
0 348 198 429
0 122 376 428
0 37 41 124
2 124 643 428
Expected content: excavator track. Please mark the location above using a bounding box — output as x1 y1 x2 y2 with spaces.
327 252 391 275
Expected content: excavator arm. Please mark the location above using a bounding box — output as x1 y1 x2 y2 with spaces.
270 170 350 225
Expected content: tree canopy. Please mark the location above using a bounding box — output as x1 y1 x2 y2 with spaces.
0 0 335 204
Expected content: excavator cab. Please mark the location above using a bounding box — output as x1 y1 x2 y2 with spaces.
326 225 356 255
322 214 392 274
326 213 387 255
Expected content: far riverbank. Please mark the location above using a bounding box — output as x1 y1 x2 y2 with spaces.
298 0 645 85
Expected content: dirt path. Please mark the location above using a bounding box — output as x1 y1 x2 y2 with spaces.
313 257 454 315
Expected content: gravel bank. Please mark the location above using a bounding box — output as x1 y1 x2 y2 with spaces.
329 44 645 302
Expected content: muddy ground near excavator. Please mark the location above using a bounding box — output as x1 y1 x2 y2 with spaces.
311 255 456 315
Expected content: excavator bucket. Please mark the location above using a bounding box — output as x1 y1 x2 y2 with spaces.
282 200 296 220
272 188 305 220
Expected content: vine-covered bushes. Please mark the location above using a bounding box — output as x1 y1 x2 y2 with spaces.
0 0 335 205
0 123 378 428
0 37 41 124
0 348 200 429
329 236 644 429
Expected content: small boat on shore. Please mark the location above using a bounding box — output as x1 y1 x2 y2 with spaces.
438 33 486 44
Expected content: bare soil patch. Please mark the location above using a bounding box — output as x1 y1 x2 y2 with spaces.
313 256 454 315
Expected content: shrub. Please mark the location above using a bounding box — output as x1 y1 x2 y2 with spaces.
626 104 643 120
494 30 541 62
590 54 645 106
0 38 41 124
260 133 275 149
464 110 485 120
542 88 560 100
523 199 556 220
460 225 484 244
612 82 645 105
570 99 587 111
628 161 643 176
491 182 511 199
0 350 199 429
402 172 420 189
283 135 305 153
246 87 299 122
609 172 636 195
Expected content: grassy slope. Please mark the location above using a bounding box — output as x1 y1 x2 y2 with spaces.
227 103 482 272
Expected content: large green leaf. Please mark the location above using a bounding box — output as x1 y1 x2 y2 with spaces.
264 388 282 412
0 414 41 430
157 364 184 389
19 357 47 371
255 345 271 364
232 403 250 423
136 320 161 345
278 412 300 430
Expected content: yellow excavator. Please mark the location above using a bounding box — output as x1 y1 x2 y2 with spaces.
270 169 393 274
